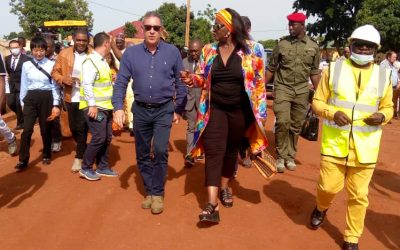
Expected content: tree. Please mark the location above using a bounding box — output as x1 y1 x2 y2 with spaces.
357 0 400 51
3 31 26 40
191 17 213 44
258 39 278 49
293 0 363 48
197 4 217 24
153 3 213 48
123 22 137 38
10 0 93 38
155 3 187 47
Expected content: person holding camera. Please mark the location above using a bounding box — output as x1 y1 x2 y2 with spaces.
79 32 117 181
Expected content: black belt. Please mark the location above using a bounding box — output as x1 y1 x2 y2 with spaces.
135 100 170 109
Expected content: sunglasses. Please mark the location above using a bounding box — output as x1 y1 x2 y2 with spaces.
212 23 225 31
352 41 376 49
143 25 162 32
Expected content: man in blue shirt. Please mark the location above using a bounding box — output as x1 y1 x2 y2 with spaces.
112 11 187 214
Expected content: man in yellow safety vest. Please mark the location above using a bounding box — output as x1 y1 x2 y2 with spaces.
310 25 393 250
79 32 117 181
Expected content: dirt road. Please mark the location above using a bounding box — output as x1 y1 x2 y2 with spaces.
0 104 399 249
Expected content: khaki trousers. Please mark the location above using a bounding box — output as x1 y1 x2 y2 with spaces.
273 89 308 160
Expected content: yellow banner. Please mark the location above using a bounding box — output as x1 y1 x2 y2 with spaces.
44 20 87 27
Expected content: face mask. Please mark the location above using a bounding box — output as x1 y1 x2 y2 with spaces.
10 48 21 56
350 52 374 65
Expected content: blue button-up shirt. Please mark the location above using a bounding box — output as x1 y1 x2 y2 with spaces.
112 41 187 114
20 57 60 107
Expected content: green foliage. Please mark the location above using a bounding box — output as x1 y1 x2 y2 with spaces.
123 22 137 38
3 31 26 40
9 0 93 38
258 39 278 49
293 0 363 48
357 0 400 51
156 3 188 47
191 17 213 44
197 4 217 24
153 2 213 48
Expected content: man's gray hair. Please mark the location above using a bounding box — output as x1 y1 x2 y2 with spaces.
143 11 163 26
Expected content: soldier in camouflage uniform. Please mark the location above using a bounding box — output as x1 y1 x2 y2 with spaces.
265 12 321 173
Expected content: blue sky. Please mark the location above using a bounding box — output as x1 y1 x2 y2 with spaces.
0 0 299 41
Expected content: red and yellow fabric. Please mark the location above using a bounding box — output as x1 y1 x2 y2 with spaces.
215 9 233 32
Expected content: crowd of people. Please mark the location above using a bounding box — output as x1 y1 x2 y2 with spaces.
0 8 398 250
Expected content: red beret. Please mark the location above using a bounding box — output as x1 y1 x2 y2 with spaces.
287 12 307 22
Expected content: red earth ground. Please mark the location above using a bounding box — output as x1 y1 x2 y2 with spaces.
0 102 399 249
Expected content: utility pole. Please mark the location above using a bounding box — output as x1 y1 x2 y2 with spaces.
185 0 191 48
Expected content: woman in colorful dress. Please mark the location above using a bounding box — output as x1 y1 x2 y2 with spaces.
181 8 268 223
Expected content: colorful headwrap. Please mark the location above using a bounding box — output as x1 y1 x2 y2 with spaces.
216 9 233 32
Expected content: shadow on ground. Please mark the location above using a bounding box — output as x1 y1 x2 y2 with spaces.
365 209 400 249
264 179 342 247
370 169 400 195
0 166 48 209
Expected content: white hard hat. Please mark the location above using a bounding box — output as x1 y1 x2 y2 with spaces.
348 24 381 48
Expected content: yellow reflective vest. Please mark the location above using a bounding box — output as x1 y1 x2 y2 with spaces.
321 59 391 164
79 53 113 110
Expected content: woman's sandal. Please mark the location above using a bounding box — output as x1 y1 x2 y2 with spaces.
199 203 220 223
219 188 233 208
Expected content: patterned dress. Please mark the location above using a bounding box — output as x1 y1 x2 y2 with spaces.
190 40 269 157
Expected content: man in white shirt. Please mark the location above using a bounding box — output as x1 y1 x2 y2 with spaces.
52 28 92 172
380 51 400 119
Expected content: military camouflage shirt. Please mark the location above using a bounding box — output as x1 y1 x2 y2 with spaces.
268 35 320 94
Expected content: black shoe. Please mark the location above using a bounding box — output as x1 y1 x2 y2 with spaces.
310 207 327 229
342 241 358 250
15 162 28 172
184 156 195 168
42 158 51 165
219 188 233 208
199 203 220 223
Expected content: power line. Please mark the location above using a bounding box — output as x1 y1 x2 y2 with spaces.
87 0 142 17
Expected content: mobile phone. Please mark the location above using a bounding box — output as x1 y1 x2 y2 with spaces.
95 113 105 122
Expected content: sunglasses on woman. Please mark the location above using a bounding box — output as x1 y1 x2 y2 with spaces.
212 23 225 31
143 25 162 32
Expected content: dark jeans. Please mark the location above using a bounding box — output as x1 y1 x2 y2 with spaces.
133 100 174 196
82 109 112 170
6 92 24 127
19 90 54 164
202 106 248 187
66 102 88 159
